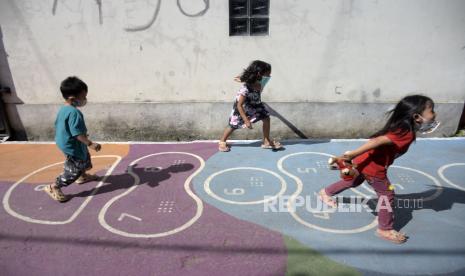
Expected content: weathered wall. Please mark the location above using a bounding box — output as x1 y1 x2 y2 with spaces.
1 0 464 140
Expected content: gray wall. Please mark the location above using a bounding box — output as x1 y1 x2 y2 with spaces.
1 0 464 141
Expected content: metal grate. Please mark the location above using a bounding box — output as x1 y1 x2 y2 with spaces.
250 17 269 36
229 0 248 17
229 0 269 36
250 0 269 16
230 18 249 36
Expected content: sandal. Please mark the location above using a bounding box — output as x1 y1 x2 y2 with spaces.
375 229 408 244
44 184 68 202
318 189 338 208
261 141 283 150
218 141 230 152
75 173 100 185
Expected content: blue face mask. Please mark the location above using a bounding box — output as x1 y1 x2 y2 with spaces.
260 76 271 89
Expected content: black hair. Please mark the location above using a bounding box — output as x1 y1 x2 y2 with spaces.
60 76 88 99
239 60 271 85
371 95 435 140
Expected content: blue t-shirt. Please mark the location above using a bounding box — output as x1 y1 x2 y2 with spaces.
54 105 88 160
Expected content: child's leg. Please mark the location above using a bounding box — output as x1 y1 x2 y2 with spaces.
219 127 235 152
45 156 85 202
220 127 235 142
55 156 86 188
367 177 395 231
260 116 282 149
325 174 365 196
319 174 365 207
76 153 99 184
262 116 271 144
368 177 407 243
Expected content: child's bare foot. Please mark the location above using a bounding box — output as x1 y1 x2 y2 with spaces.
75 173 100 184
218 141 230 152
44 184 68 202
318 189 338 208
376 229 408 244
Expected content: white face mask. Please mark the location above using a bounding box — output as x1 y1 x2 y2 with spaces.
417 115 440 134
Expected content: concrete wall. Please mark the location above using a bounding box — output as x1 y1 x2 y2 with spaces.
0 0 464 141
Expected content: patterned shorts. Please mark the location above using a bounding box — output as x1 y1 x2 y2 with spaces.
228 104 270 129
55 154 92 188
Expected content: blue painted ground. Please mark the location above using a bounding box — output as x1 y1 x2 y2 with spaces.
192 138 465 276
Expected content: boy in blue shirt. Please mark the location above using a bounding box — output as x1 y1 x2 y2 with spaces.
45 76 102 202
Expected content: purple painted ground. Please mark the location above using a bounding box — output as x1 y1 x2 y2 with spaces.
0 143 288 276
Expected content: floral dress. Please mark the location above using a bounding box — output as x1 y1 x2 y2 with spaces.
228 84 270 129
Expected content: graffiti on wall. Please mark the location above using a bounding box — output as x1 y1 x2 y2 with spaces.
51 0 209 32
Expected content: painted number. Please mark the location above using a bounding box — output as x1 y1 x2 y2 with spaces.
313 212 330 220
224 188 245 195
297 168 317 173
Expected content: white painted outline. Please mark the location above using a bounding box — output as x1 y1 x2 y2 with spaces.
2 155 122 225
360 166 442 201
362 183 405 194
98 152 205 238
204 167 287 205
277 152 378 234
34 184 48 191
3 137 463 145
389 166 442 201
438 163 465 192
361 183 376 195
118 213 142 222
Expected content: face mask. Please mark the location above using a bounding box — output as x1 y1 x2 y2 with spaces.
417 115 440 134
260 76 271 89
73 99 87 107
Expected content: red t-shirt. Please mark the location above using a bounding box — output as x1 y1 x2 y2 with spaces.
353 130 415 179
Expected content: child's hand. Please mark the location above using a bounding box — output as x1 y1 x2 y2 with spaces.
342 151 355 160
244 120 253 129
233 76 241 82
89 142 101 152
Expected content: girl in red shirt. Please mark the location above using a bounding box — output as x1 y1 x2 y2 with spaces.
319 95 439 243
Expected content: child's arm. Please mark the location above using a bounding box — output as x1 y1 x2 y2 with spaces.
343 136 393 160
76 134 101 152
237 95 252 129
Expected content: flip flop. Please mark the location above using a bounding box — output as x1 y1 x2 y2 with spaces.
218 142 231 152
261 141 283 150
375 229 408 244
318 189 338 208
75 174 100 185
44 184 68 202
261 144 273 149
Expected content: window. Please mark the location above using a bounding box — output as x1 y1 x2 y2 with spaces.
229 0 270 36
